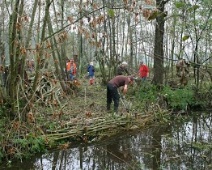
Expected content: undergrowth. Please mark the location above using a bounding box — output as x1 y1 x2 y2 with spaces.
0 80 211 164
132 82 211 111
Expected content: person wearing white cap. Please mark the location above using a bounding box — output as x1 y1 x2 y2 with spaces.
116 61 130 75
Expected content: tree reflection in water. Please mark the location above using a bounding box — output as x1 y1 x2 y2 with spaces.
106 143 132 163
2 112 211 170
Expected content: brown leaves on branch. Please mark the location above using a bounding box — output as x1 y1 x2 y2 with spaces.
45 52 51 59
145 0 152 5
89 15 105 28
142 0 158 20
45 40 51 49
12 121 21 130
142 9 151 19
16 22 22 31
58 142 70 150
97 15 105 24
88 40 102 48
89 18 97 28
67 16 74 24
92 3 98 10
36 43 41 52
27 112 35 123
20 46 27 55
16 15 29 31
123 0 128 5
58 31 68 43
19 15 29 23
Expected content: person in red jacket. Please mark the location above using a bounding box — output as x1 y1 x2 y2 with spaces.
138 61 149 81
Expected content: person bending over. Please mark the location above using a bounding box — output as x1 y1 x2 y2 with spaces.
107 75 134 113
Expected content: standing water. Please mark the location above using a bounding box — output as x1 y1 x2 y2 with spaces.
1 112 211 170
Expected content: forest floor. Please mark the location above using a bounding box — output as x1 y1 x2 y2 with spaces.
35 76 156 148
0 76 158 162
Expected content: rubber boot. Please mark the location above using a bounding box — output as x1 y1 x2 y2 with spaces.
91 79 94 85
89 79 92 85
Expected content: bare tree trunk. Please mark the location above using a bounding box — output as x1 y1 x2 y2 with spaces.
97 0 107 84
78 0 83 74
52 0 67 81
32 0 51 92
46 4 69 93
111 21 116 75
152 0 169 85
121 11 126 61
127 15 133 68
170 15 177 79
8 0 21 116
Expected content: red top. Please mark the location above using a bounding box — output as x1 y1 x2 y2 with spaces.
139 64 149 78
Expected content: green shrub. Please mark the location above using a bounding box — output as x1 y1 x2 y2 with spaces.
162 86 195 110
134 84 197 110
13 135 46 159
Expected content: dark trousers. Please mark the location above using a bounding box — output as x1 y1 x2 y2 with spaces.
107 83 120 112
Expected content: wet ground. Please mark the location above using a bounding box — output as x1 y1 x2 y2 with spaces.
1 112 211 170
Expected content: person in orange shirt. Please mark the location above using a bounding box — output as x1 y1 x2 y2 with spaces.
66 58 77 81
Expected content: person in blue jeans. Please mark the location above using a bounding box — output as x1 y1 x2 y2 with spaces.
87 61 95 85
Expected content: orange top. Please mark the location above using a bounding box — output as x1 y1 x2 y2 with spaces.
66 61 77 75
66 61 71 71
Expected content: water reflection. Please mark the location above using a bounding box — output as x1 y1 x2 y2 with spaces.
1 112 211 170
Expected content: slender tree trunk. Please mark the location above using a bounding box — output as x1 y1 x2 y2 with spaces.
170 15 176 78
128 15 133 68
32 0 51 92
152 0 169 85
77 0 83 75
97 0 107 84
121 11 126 61
46 6 69 93
54 0 67 81
8 0 20 116
111 10 116 75
108 16 112 78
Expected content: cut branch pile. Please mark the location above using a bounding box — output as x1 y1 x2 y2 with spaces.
42 113 154 146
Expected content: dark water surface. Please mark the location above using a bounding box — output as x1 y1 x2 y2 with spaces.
1 112 211 170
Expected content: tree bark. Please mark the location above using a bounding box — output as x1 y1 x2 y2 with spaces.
8 0 21 116
152 0 169 85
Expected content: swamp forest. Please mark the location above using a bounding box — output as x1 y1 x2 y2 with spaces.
0 0 211 169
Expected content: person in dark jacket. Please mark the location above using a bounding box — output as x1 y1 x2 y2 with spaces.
87 61 95 85
116 61 130 75
107 75 133 113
